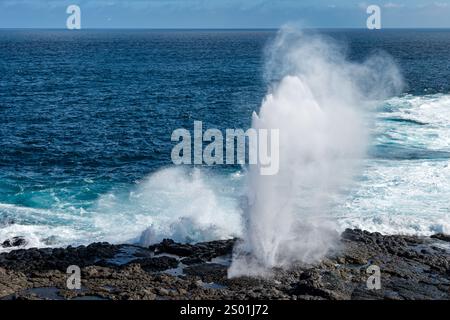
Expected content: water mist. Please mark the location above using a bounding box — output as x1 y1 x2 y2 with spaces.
228 27 403 277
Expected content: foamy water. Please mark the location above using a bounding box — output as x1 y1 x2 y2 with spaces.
335 94 450 236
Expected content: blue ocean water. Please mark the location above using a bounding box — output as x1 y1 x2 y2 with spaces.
0 29 449 250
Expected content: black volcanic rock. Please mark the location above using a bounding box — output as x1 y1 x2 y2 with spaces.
0 242 119 273
150 239 195 256
184 263 228 283
0 230 449 300
431 233 450 242
127 257 179 272
181 257 205 265
1 237 27 248
150 238 235 261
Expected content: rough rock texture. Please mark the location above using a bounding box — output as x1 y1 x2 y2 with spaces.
431 233 450 243
1 237 27 248
0 242 119 273
149 239 234 264
0 229 449 300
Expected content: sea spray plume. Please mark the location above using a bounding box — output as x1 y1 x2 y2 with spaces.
228 27 403 277
93 167 243 245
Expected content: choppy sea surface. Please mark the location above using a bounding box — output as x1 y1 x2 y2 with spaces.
1 29 449 251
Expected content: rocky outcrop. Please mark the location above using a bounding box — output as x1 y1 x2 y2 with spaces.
0 242 119 272
149 238 235 264
1 237 27 248
431 233 450 242
0 229 449 300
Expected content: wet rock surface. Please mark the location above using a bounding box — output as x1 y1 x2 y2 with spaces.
0 229 449 300
431 233 450 242
1 237 27 249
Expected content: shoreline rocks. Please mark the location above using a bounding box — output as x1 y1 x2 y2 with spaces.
1 237 27 249
431 233 450 242
0 229 449 300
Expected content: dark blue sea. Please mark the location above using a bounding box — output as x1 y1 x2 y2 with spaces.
1 29 449 250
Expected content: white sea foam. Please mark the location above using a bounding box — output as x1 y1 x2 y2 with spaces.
2 158 449 253
377 94 450 152
93 167 244 245
0 224 92 253
336 159 450 236
0 203 94 253
0 167 245 252
338 93 450 236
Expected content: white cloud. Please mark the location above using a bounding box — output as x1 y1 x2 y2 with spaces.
383 2 404 9
434 2 449 8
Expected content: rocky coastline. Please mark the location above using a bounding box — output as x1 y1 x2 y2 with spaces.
1 229 449 300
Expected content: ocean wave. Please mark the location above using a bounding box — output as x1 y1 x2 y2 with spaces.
0 93 449 249
0 167 245 252
1 159 449 250
374 94 450 157
334 159 450 236
92 166 244 246
0 220 97 253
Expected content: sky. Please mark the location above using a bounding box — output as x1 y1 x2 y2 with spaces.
0 0 450 29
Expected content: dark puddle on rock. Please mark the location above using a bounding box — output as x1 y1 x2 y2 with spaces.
200 281 227 290
429 241 450 252
2 286 109 301
163 263 186 277
1 287 63 300
28 287 64 300
161 254 231 291
105 245 152 265
106 245 186 266
91 241 233 293
210 254 232 266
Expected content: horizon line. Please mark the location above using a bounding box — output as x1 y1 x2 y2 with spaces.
1 27 450 30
